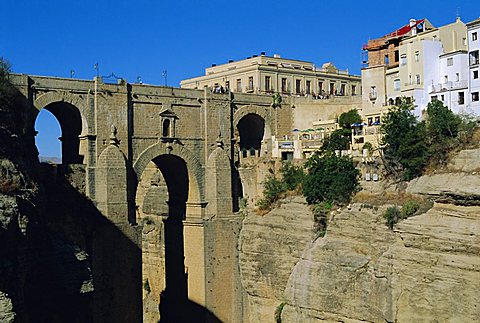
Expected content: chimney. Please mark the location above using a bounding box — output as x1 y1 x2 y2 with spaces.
228 59 234 63
273 54 281 58
260 51 266 56
211 64 216 67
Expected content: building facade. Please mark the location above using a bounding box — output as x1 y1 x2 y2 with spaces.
467 18 480 111
180 54 361 98
362 18 469 118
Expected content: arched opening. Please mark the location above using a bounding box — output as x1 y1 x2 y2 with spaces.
237 113 265 152
35 108 62 163
136 154 193 322
35 102 84 164
162 119 171 137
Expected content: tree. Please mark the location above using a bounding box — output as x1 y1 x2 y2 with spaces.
338 109 362 129
425 100 461 166
303 152 360 205
380 98 428 180
321 128 351 152
426 99 460 139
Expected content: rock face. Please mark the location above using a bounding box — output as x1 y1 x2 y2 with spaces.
238 196 314 322
407 148 480 205
281 202 480 322
239 149 480 322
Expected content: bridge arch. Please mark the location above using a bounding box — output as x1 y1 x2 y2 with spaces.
133 141 205 205
33 91 88 163
233 105 273 155
233 104 273 130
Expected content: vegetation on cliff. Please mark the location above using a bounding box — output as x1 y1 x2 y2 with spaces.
381 98 477 180
321 109 362 151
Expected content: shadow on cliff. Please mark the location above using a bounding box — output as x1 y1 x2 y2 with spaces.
158 293 222 323
156 205 222 323
26 163 142 323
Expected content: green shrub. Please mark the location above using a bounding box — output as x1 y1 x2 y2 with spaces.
338 109 362 129
303 152 360 205
321 128 351 152
362 142 373 152
280 161 304 191
256 175 286 210
274 302 286 323
381 99 429 180
312 201 332 238
384 206 401 230
143 279 151 294
401 200 419 218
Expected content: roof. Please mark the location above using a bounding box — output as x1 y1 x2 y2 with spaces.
384 19 426 38
363 18 429 50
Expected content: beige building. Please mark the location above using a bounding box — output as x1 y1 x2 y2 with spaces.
362 18 467 117
180 53 361 98
357 18 468 150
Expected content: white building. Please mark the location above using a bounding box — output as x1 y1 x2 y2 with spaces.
467 18 480 113
429 50 469 115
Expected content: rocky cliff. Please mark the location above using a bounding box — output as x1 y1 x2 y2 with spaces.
0 75 94 322
239 149 480 322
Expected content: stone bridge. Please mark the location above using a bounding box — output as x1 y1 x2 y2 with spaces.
10 74 294 322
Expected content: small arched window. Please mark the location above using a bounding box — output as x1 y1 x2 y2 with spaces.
162 119 171 137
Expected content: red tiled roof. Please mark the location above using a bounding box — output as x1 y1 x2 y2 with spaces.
384 19 425 38
362 19 426 50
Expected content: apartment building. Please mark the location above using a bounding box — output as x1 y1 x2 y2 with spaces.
467 18 480 111
180 53 361 98
362 18 468 118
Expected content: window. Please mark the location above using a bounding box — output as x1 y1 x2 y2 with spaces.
400 54 407 66
473 92 479 102
367 117 373 126
351 85 356 95
474 70 479 79
265 76 271 92
458 92 464 105
318 81 323 94
394 79 400 91
408 74 412 85
306 80 311 94
281 78 287 92
374 116 380 124
330 82 335 95
225 80 230 90
248 76 254 91
236 79 242 92
384 54 389 65
473 32 478 41
447 57 453 66
394 50 399 63
470 50 479 66
295 79 301 94
340 83 345 96
415 51 419 62
444 75 448 83
441 94 445 101
162 119 170 137
416 74 421 85
456 73 460 82
369 86 377 99
431 95 438 101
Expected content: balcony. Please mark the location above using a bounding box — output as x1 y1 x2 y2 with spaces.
429 80 468 93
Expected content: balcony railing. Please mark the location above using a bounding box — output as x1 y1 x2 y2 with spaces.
429 80 468 93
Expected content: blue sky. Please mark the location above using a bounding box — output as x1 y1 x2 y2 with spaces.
2 0 479 158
